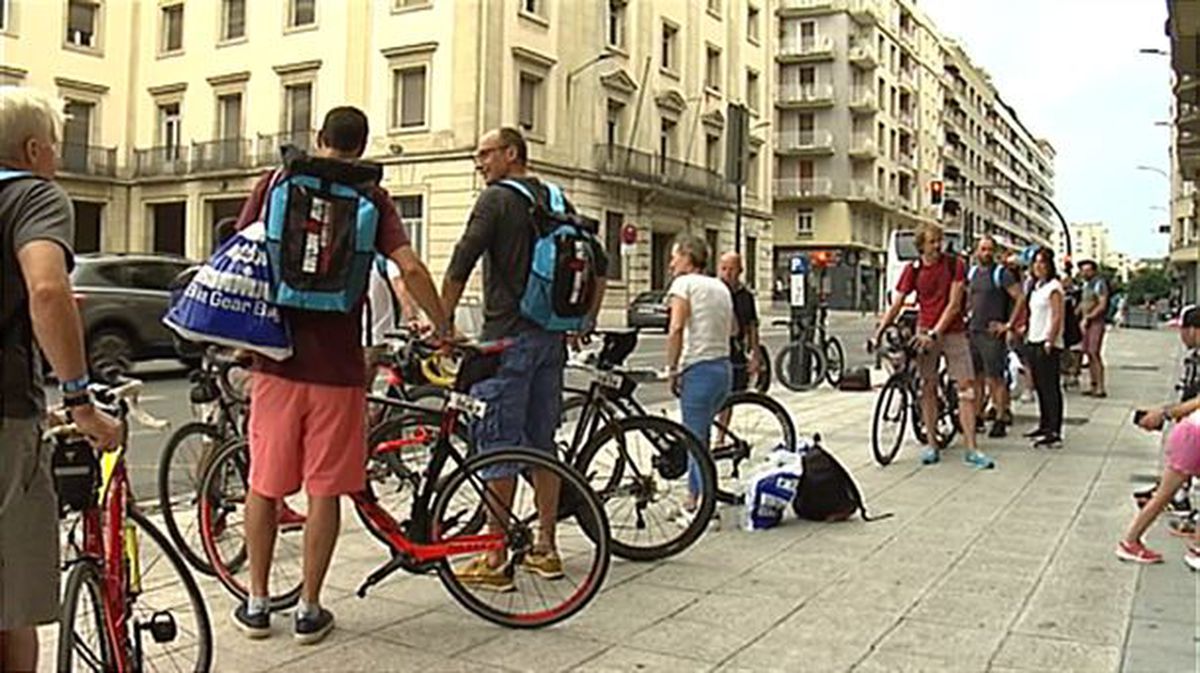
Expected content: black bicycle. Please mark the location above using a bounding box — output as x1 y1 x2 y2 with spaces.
868 324 960 466
774 302 845 390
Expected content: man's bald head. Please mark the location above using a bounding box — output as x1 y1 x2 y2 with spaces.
718 252 743 285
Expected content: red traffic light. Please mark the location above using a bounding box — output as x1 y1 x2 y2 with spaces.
930 180 945 205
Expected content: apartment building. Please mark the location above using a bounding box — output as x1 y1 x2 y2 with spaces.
1167 0 1200 304
1169 122 1198 303
1 0 774 313
769 0 1056 310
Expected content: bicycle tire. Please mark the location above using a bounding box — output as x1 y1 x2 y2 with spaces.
911 375 958 449
432 448 611 628
58 560 110 671
574 415 716 561
754 344 772 393
712 391 796 503
198 439 303 611
871 376 909 466
127 508 214 672
823 337 845 387
158 421 227 575
774 342 828 392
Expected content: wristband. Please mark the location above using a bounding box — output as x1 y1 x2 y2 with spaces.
60 375 90 395
62 392 93 409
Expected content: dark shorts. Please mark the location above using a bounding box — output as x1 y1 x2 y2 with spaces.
730 355 750 392
0 418 60 629
969 331 1008 379
470 329 566 478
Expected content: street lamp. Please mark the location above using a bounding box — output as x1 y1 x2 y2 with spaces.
1137 164 1170 179
1139 48 1169 56
566 53 615 103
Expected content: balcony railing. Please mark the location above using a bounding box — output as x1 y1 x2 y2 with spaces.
849 134 877 158
848 0 881 22
898 109 916 129
848 41 877 67
59 143 117 177
778 0 835 11
849 180 882 201
778 35 834 58
593 144 734 201
134 146 190 177
899 68 917 90
777 129 835 152
849 87 877 112
777 82 835 106
192 138 254 173
256 130 315 167
774 177 834 199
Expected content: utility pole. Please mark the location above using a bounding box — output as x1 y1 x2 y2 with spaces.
725 103 749 253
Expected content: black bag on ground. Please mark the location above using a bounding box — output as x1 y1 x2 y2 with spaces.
837 366 871 392
792 436 892 522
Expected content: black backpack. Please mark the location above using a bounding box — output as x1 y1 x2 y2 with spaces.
792 437 892 522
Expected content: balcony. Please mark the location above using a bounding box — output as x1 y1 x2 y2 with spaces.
898 25 918 52
848 134 877 159
897 109 916 130
848 41 878 68
777 0 836 15
897 150 916 171
774 177 834 200
848 0 881 24
776 129 835 155
59 143 117 178
191 138 254 173
849 180 884 204
778 35 835 62
848 87 878 113
134 146 190 178
593 144 734 202
777 82 835 108
256 130 315 167
899 68 917 91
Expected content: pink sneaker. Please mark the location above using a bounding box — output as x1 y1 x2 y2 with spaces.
1115 540 1163 564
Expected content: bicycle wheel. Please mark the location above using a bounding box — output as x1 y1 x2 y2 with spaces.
774 342 828 392
711 391 797 504
871 376 909 466
124 509 214 672
574 415 716 561
823 337 846 387
754 344 772 393
198 439 304 611
158 422 226 575
431 448 610 628
911 375 958 449
58 560 110 671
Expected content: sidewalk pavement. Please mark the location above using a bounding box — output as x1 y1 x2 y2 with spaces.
39 327 1195 672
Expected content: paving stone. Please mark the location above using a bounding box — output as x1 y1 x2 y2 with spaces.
269 637 485 672
872 619 1002 669
1122 618 1200 673
992 633 1121 673
372 608 506 657
1013 603 1128 646
461 630 609 673
625 618 760 663
572 645 714 672
852 650 973 673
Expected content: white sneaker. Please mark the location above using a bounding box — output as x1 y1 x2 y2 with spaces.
1185 547 1200 572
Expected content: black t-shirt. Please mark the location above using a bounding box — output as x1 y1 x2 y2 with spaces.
1 175 76 419
728 284 758 362
446 178 608 340
967 263 1017 332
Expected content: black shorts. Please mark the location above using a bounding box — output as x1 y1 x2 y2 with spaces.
731 357 750 392
969 331 1008 379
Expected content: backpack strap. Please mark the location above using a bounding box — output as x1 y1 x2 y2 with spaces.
498 178 568 216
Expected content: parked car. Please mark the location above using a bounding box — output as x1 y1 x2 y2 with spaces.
71 253 197 379
627 290 670 331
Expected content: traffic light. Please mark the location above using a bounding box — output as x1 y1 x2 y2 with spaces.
930 180 945 205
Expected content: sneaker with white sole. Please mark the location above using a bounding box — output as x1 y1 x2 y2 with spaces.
920 447 940 465
1115 539 1163 564
294 607 334 645
1184 547 1200 572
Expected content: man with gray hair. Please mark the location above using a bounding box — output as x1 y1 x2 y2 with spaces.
0 86 122 670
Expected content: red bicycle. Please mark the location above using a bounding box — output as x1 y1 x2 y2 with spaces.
198 339 611 628
49 379 213 672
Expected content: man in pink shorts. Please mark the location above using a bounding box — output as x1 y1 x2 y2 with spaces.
232 107 449 644
1117 305 1200 566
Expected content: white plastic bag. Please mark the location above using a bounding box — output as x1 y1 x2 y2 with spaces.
743 449 804 531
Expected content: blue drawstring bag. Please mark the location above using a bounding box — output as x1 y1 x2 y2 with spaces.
163 222 292 361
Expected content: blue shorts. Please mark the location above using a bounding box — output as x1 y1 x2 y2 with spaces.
469 329 566 477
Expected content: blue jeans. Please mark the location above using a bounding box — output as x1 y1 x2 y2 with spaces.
679 357 732 498
470 329 565 478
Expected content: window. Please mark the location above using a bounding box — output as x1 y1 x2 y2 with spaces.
707 0 720 15
605 211 624 280
705 229 720 273
394 195 425 259
518 71 544 136
392 66 427 129
659 118 676 164
607 0 625 49
746 70 760 112
705 134 720 173
161 3 183 53
158 103 182 158
521 0 544 18
661 22 678 73
747 147 759 195
746 236 757 289
0 0 7 31
797 208 814 236
61 101 93 172
67 0 98 48
747 5 759 42
289 0 315 28
606 100 624 146
217 93 242 138
222 0 245 40
284 82 313 140
395 0 430 7
705 46 721 91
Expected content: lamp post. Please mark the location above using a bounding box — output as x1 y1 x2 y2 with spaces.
566 53 615 104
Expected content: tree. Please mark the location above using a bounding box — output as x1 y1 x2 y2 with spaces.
1097 264 1125 296
1126 266 1173 306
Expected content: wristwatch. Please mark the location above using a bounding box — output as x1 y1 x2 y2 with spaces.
60 375 90 395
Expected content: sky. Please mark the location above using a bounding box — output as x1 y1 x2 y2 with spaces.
917 0 1173 260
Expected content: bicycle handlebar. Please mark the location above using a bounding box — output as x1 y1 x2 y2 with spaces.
43 378 168 442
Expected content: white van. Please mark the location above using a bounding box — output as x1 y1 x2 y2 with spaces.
883 228 963 308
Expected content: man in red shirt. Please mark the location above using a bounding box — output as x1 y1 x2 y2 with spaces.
873 223 993 468
231 107 449 643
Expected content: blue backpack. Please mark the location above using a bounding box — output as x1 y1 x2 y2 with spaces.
263 151 382 312
498 179 601 333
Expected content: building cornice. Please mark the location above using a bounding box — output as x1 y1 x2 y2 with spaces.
511 46 557 69
272 60 323 76
55 77 109 94
381 42 438 59
206 71 251 87
147 82 187 96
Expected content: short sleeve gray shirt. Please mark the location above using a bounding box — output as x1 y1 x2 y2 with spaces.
967 263 1016 333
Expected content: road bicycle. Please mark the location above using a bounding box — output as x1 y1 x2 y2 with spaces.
774 302 845 391
868 324 961 466
197 338 611 628
50 379 213 672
